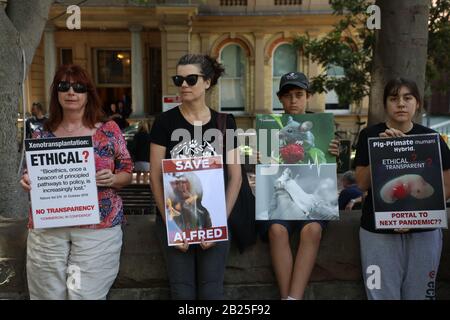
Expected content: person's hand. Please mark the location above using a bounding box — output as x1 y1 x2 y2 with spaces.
379 128 406 139
345 201 355 211
96 169 116 187
345 198 360 210
20 170 31 192
200 239 216 250
328 139 340 157
175 238 189 252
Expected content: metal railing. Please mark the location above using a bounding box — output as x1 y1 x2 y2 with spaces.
430 119 450 136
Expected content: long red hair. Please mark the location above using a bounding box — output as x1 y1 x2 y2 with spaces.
45 64 105 131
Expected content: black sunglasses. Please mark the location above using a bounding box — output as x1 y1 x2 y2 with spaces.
171 74 204 87
57 81 88 93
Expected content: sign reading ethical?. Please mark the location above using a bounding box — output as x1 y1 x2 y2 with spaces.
30 150 90 166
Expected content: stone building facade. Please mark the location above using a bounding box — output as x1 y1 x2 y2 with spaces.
25 0 368 133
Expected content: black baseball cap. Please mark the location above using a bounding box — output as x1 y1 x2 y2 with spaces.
277 72 310 96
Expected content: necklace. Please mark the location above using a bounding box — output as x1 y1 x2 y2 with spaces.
179 105 210 124
61 123 84 133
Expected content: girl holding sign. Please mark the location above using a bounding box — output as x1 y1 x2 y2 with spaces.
20 64 133 300
149 54 242 299
355 78 450 299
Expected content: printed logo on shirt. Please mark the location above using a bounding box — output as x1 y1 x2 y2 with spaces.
170 139 218 159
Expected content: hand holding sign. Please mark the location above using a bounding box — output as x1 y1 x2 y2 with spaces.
96 169 116 188
20 170 32 192
379 128 406 139
25 136 100 228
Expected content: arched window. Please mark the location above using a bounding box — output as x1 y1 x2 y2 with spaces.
272 43 298 110
325 64 350 113
219 44 246 112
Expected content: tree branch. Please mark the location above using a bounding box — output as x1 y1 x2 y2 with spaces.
6 0 54 73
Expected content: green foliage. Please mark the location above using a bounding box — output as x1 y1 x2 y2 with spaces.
295 0 450 105
293 0 374 108
427 0 450 94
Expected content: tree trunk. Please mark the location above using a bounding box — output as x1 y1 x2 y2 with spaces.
0 0 53 219
368 0 430 126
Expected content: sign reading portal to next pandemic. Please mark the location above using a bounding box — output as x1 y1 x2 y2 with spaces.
25 136 100 228
368 133 447 229
162 156 228 246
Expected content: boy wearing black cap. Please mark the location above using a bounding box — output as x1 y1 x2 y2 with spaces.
266 71 339 300
277 71 311 114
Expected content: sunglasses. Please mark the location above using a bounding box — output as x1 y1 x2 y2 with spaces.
57 81 88 93
171 74 204 87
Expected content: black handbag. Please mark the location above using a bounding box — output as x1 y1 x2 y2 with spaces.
216 112 257 253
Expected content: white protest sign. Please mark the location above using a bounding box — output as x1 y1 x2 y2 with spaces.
25 136 100 228
162 156 228 246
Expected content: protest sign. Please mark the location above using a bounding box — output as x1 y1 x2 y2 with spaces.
368 133 447 229
255 113 339 221
162 156 228 246
256 113 336 165
25 136 100 228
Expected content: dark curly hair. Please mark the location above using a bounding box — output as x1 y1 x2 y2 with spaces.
177 54 225 90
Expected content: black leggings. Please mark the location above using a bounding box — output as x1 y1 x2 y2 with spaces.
155 214 230 300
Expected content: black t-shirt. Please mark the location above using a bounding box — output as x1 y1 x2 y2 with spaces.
354 122 450 234
149 106 237 159
133 131 151 162
149 106 238 217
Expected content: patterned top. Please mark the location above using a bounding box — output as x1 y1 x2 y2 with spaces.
28 121 133 229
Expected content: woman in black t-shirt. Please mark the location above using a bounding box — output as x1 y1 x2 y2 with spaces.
149 54 242 299
354 78 450 300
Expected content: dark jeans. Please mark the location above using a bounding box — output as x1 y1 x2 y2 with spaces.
155 214 230 300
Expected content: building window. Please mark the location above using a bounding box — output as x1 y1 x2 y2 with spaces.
220 0 247 5
220 44 246 112
95 49 131 86
325 64 350 113
274 0 302 5
59 48 73 66
272 43 298 110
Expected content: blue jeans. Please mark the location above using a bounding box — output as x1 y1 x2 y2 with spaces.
155 214 230 300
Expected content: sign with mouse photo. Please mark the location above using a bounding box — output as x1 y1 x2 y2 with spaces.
162 156 228 246
256 113 336 165
255 114 339 221
368 134 447 229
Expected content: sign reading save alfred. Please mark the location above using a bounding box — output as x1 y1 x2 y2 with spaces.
368 133 447 229
162 156 228 246
25 136 100 228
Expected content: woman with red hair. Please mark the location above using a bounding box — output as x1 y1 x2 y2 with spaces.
20 64 133 300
